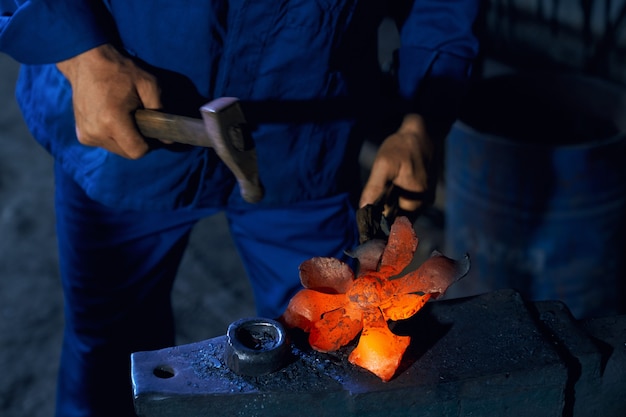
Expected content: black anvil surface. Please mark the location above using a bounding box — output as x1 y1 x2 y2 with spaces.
131 289 625 417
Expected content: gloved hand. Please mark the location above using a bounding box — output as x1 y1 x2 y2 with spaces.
359 113 435 225
56 44 164 159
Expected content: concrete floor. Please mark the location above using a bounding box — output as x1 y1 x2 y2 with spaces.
1 55 63 417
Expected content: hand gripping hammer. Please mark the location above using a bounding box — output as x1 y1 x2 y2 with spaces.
134 97 264 203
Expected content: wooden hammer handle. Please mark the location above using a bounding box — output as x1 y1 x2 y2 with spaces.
134 109 211 147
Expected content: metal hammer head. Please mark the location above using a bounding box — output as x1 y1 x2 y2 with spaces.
201 98 264 204
135 98 264 204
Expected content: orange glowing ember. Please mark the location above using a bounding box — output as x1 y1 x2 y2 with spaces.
280 216 469 382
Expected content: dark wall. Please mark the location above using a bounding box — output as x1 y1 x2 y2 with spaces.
477 0 626 85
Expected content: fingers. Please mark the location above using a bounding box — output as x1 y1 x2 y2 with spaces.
360 162 425 221
74 115 151 159
359 127 432 217
71 74 153 159
136 74 162 111
359 163 392 209
385 186 428 221
361 179 424 214
58 44 164 159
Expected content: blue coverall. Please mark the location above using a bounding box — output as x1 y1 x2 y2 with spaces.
0 1 480 416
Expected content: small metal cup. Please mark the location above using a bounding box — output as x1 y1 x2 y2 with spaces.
224 317 290 376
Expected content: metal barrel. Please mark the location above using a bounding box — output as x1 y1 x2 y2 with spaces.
443 71 626 319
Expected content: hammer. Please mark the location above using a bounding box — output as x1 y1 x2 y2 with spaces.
134 97 264 203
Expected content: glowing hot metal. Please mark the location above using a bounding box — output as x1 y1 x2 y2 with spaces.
280 216 469 381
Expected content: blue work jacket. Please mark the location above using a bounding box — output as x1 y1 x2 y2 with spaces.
0 0 480 211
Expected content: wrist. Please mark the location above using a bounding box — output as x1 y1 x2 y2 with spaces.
56 43 115 81
397 113 433 156
397 113 426 135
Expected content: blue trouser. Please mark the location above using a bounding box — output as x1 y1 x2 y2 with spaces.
53 163 358 417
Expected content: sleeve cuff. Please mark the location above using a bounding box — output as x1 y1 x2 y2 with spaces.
396 47 475 139
0 0 115 64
